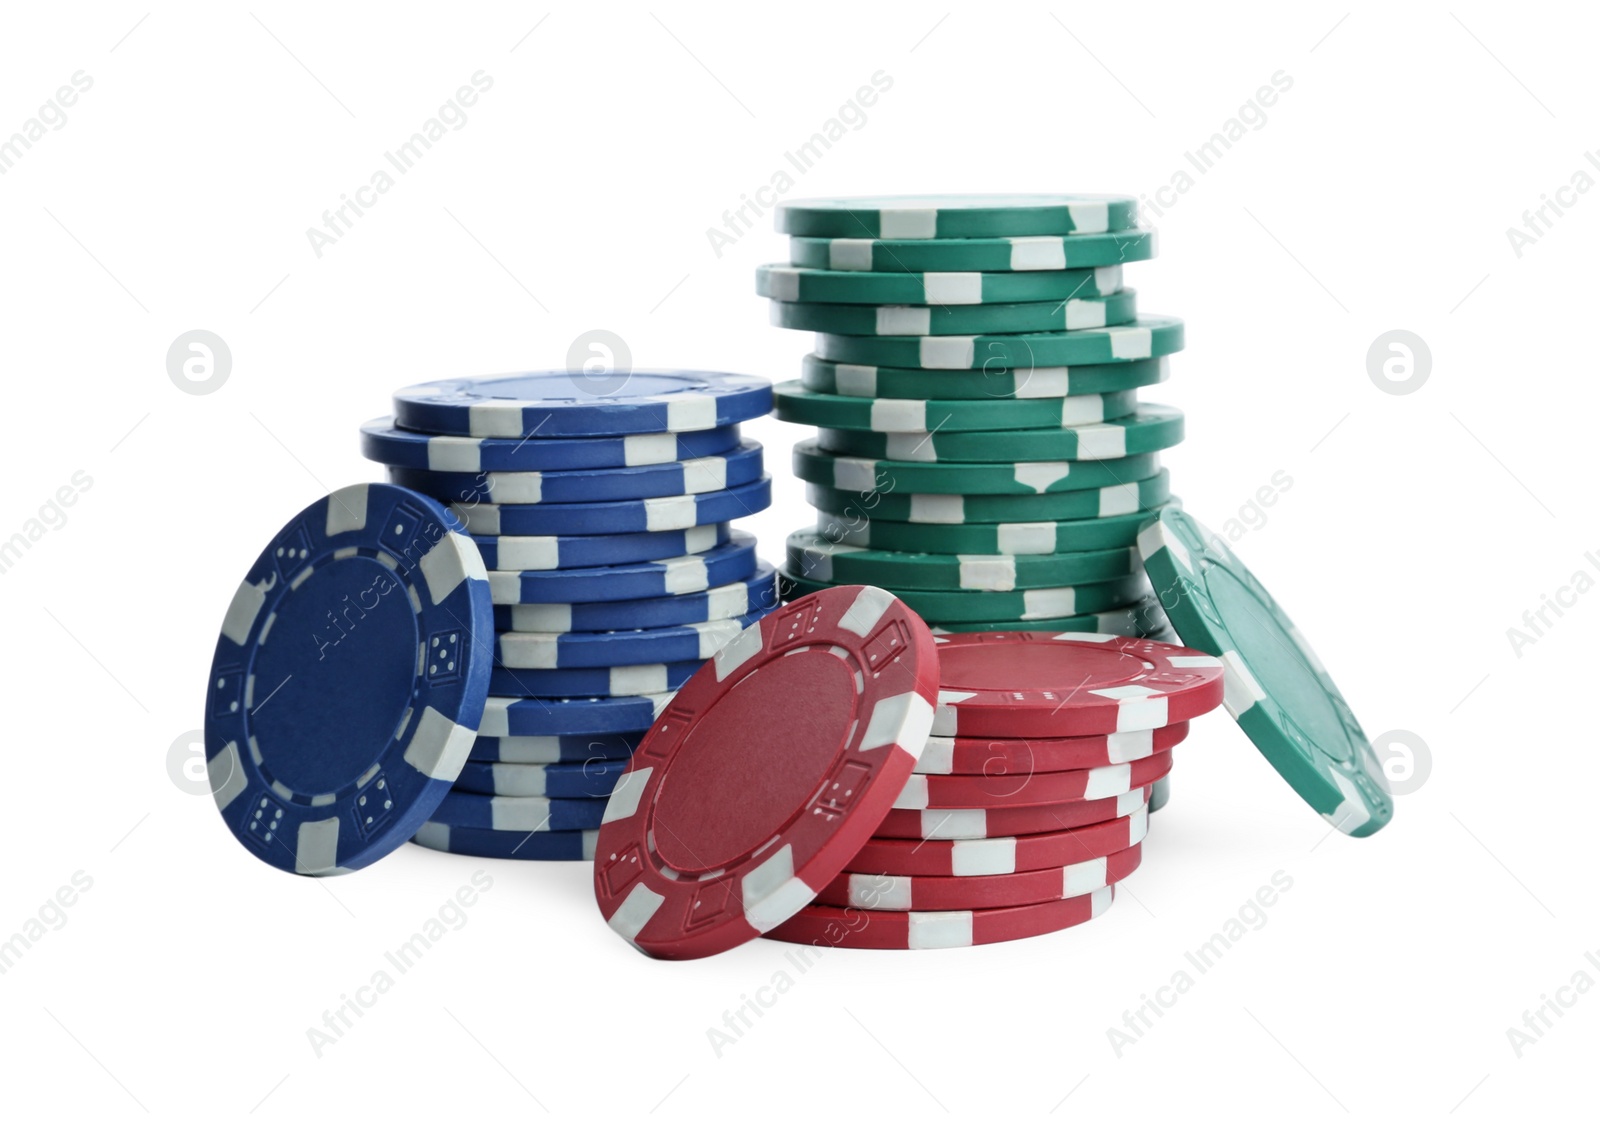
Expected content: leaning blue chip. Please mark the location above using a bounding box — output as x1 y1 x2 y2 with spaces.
469 733 641 763
472 523 729 570
453 477 772 536
391 370 773 438
430 791 609 832
387 440 764 505
492 562 779 632
487 659 703 698
494 613 763 669
411 824 598 861
361 417 742 472
204 483 493 876
486 531 758 604
480 693 674 736
451 759 627 799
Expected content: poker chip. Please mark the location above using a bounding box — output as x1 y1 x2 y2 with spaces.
874 786 1152 840
485 531 758 604
758 263 1125 305
431 791 610 832
1137 507 1395 836
819 507 1163 555
469 733 643 763
452 759 627 799
451 477 772 536
494 615 761 669
480 693 675 737
487 660 702 698
392 371 773 437
764 886 1114 950
788 229 1156 272
923 595 1172 637
471 523 730 571
203 483 493 876
816 843 1143 911
781 569 1149 623
361 417 743 471
915 722 1188 776
492 563 778 632
776 382 1138 433
800 354 1171 400
775 194 1142 238
793 441 1162 495
411 824 599 861
847 807 1149 877
593 586 940 960
928 633 1225 738
812 315 1185 370
769 290 1139 336
894 751 1173 810
786 530 1141 592
805 473 1171 524
815 404 1185 463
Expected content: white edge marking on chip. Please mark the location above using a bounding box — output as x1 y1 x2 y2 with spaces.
828 238 873 270
1063 298 1108 330
831 454 880 493
1009 236 1067 271
893 775 930 809
625 433 677 465
995 523 1056 555
765 266 800 301
413 822 450 850
478 698 511 737
1108 325 1154 360
695 618 743 657
880 207 937 239
610 664 668 696
835 364 878 397
862 693 934 757
1220 650 1267 716
643 494 698 531
919 336 975 369
1084 763 1132 800
608 882 667 944
470 403 525 437
684 524 719 554
1013 462 1073 493
404 706 476 780
714 622 766 680
603 766 652 822
908 494 964 523
664 555 710 594
208 741 248 811
950 837 1019 876
221 579 268 647
664 395 718 432
1075 423 1126 460
1128 805 1150 844
917 735 954 774
1106 729 1155 764
325 483 370 536
296 817 341 875
869 398 927 432
1070 201 1110 233
681 456 728 494
1136 520 1171 567
958 555 1017 591
498 537 558 571
923 808 986 838
490 795 552 832
1095 265 1122 294
883 433 934 462
924 273 982 304
744 847 817 932
877 307 931 336
1017 367 1069 398
908 910 975 949
1100 481 1139 517
429 437 482 473
850 873 913 910
1022 588 1075 617
839 584 894 636
1062 856 1110 896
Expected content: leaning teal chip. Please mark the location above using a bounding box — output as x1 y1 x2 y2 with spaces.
1136 508 1393 837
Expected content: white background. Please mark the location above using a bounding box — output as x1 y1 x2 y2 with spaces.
1 1 1594 1122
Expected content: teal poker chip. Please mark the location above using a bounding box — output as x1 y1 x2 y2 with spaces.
816 506 1167 555
785 530 1141 592
774 382 1137 433
793 440 1160 495
815 405 1184 463
1136 507 1393 837
775 194 1141 238
757 263 1124 305
788 229 1155 272
812 315 1185 370
768 290 1138 336
778 569 1148 623
805 470 1172 525
800 355 1171 400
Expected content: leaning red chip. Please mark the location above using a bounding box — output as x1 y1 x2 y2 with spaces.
893 750 1172 810
593 585 940 960
917 721 1188 775
816 842 1142 912
873 785 1151 840
931 632 1225 738
764 886 1116 950
847 806 1149 877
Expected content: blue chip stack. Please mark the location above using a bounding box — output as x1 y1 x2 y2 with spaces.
363 370 777 860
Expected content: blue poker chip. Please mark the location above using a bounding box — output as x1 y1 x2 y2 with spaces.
469 733 643 763
493 562 778 632
495 613 763 669
471 523 729 570
430 790 609 832
453 477 772 536
480 693 674 736
391 370 773 438
451 759 627 798
204 483 493 876
486 531 757 604
387 440 764 505
361 417 743 472
488 659 703 698
411 823 598 861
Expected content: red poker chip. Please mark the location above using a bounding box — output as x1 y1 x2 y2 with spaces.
917 721 1188 775
765 886 1115 950
816 843 1142 911
592 585 940 960
930 632 1225 738
873 786 1151 840
847 807 1149 877
894 750 1172 810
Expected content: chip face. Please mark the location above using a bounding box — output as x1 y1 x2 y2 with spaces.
1137 507 1394 836
204 483 493 876
593 585 940 960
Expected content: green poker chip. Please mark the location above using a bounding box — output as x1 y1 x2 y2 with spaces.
774 381 1137 433
778 569 1148 623
922 593 1172 637
785 530 1141 592
768 290 1138 336
789 229 1155 272
800 355 1171 400
815 506 1165 555
757 263 1125 305
792 440 1160 495
804 469 1173 524
1137 507 1394 837
816 404 1185 463
813 315 1185 369
775 194 1142 238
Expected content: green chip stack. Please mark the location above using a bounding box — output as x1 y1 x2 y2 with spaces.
760 193 1186 645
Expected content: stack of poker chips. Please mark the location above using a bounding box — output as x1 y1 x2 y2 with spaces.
760 194 1182 641
359 371 776 861
765 632 1226 950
